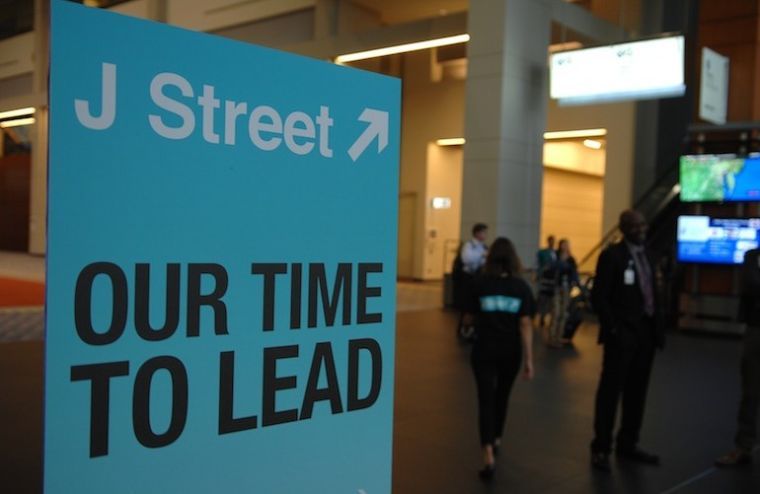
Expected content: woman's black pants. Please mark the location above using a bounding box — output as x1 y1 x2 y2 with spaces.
471 344 522 446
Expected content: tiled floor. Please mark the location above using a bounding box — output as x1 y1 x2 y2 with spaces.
0 308 44 342
0 251 46 342
392 311 759 494
0 254 758 493
396 280 444 312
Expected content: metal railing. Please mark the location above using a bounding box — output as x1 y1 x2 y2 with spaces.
576 162 681 273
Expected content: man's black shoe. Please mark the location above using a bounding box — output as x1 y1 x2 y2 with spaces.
616 447 660 465
715 449 752 467
591 452 611 472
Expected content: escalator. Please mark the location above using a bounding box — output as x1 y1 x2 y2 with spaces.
576 162 681 274
573 160 681 328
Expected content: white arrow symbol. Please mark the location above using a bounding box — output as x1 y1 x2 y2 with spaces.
348 108 388 162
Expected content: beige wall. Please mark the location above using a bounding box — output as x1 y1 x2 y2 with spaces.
541 139 606 270
0 32 34 82
545 99 636 239
544 141 605 176
419 139 607 279
400 49 466 279
540 168 604 272
399 53 635 280
423 143 463 279
166 0 314 31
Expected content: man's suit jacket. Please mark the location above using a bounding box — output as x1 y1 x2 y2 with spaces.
739 248 760 328
592 241 664 348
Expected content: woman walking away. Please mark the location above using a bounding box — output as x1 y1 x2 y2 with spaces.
548 238 580 347
467 237 535 480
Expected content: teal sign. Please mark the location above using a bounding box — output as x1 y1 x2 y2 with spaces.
46 2 399 492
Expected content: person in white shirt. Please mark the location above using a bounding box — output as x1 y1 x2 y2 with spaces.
456 223 488 340
462 223 489 274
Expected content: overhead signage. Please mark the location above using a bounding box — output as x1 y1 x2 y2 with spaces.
550 35 686 105
46 2 400 493
699 47 729 125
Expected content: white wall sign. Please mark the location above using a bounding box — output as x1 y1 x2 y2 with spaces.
431 197 452 209
699 47 730 125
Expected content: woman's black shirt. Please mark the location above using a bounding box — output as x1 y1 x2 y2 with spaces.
469 272 536 353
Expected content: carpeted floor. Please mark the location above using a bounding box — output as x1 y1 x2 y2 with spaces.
0 276 45 307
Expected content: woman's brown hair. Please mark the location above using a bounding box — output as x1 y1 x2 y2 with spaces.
483 237 523 276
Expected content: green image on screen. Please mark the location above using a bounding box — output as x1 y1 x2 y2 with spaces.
679 155 746 202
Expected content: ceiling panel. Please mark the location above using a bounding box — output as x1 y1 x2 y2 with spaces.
349 0 468 24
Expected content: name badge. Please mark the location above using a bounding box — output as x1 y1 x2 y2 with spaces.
624 268 635 285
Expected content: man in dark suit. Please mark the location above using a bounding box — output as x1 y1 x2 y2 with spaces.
590 209 664 471
715 247 760 467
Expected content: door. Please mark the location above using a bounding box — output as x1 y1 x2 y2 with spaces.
397 192 416 279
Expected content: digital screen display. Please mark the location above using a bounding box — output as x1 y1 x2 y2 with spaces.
677 215 760 264
680 154 760 202
550 35 685 105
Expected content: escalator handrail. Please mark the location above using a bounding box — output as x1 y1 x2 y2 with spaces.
577 163 680 269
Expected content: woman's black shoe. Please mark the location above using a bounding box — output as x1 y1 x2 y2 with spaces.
591 452 611 472
715 449 752 467
478 463 495 481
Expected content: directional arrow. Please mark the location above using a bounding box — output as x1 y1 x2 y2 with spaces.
348 108 389 162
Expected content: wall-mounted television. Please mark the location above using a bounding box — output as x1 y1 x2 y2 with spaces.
677 215 760 264
680 154 760 202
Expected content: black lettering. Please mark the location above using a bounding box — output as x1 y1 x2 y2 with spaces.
357 263 382 324
262 345 298 426
70 361 130 457
187 263 228 337
132 356 188 449
218 351 258 434
290 263 302 329
134 263 180 341
251 263 287 331
74 262 128 345
300 342 343 420
308 263 352 328
347 338 382 411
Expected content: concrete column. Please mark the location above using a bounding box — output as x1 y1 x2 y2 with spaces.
314 0 381 40
462 0 552 264
147 0 168 22
314 0 339 38
28 0 49 255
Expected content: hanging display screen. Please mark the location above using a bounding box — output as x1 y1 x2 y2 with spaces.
677 215 760 264
680 154 760 203
550 35 685 105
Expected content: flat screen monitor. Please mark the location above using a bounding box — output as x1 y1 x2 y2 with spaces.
550 35 685 105
677 215 760 264
680 154 760 202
